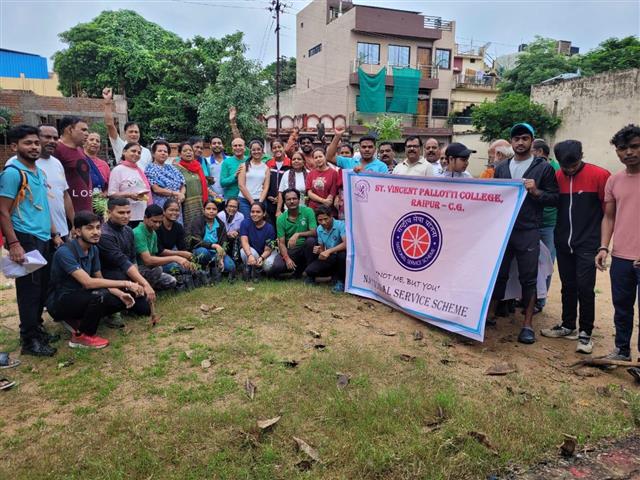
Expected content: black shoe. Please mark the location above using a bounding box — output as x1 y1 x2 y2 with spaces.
517 327 536 345
251 266 261 283
37 325 61 343
228 270 236 284
21 337 57 357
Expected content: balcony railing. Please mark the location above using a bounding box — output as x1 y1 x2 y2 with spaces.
349 113 451 130
423 15 453 31
351 60 439 79
454 74 498 89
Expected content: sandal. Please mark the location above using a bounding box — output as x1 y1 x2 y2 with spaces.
0 378 16 391
0 352 20 370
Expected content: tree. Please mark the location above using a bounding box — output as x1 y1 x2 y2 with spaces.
471 93 561 142
53 10 251 142
197 50 269 143
262 57 296 93
578 36 640 75
499 37 579 96
364 114 403 143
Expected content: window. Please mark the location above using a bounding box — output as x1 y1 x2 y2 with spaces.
432 98 449 117
308 44 322 57
388 45 410 67
357 42 380 65
435 49 451 69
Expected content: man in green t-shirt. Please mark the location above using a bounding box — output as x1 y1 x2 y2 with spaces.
133 204 193 290
533 139 560 312
271 188 317 277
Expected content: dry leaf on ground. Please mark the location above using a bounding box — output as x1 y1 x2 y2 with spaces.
468 431 498 455
413 330 424 341
304 304 320 313
257 416 281 430
398 354 416 362
245 379 256 400
201 359 212 369
559 434 577 457
308 330 321 338
336 373 350 389
293 436 321 463
485 362 518 376
379 330 397 337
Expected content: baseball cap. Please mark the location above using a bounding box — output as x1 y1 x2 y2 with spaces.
445 142 476 158
510 123 535 138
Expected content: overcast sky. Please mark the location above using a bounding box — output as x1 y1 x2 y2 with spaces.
1 0 638 70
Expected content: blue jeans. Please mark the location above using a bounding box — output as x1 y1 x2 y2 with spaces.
193 247 236 272
238 198 253 220
611 256 640 356
538 226 556 307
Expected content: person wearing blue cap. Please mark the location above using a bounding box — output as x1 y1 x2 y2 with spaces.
488 122 559 344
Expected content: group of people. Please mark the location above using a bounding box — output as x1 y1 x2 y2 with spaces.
0 94 638 377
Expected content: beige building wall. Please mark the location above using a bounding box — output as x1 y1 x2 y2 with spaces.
450 88 499 112
451 129 491 177
531 68 640 174
0 72 62 97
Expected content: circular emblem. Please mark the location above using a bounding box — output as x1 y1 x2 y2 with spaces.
391 211 442 271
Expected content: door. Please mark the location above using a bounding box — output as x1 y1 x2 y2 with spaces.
416 98 429 127
417 47 432 78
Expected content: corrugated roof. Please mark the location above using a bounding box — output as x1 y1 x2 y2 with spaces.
0 49 49 79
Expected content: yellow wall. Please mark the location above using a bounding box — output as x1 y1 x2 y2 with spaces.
0 73 62 97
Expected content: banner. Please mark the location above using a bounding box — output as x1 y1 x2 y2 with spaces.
343 171 526 342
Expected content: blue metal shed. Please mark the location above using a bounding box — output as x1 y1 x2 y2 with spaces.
0 49 49 79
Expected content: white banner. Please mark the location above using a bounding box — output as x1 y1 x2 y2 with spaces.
344 171 526 342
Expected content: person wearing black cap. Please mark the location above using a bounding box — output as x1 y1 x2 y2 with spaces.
488 122 559 344
441 143 475 178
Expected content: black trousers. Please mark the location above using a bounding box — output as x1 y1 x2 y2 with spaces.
492 228 540 307
14 232 51 341
271 237 316 277
305 251 346 282
48 289 126 336
556 248 597 335
102 269 151 316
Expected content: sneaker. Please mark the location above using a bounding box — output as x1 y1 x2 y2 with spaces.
603 347 631 362
331 281 345 293
69 333 109 350
104 312 125 329
21 337 57 357
575 332 593 354
540 324 578 339
228 270 236 284
303 276 315 286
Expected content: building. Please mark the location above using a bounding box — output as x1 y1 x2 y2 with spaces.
0 49 63 97
266 0 456 143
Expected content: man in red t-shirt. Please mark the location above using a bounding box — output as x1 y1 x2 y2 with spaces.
54 116 92 213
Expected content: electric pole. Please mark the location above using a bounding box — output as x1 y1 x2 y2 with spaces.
269 0 285 139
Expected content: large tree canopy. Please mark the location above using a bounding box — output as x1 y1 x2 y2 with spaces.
471 93 561 142
261 57 296 93
579 36 640 76
53 10 267 143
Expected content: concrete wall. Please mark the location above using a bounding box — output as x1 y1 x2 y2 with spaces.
450 88 498 112
451 130 491 177
531 68 640 174
0 72 62 97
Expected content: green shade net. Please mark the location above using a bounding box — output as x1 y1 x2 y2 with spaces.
388 67 421 114
357 67 387 113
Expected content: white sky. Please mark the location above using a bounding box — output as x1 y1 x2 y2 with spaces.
1 0 638 69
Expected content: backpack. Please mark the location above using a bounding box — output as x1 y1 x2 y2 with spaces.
2 164 30 214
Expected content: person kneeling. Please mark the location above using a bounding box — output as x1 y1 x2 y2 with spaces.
188 199 236 282
134 204 194 291
47 212 145 349
239 201 277 282
304 206 347 292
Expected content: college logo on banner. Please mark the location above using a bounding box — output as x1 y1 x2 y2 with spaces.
343 171 526 342
391 212 442 272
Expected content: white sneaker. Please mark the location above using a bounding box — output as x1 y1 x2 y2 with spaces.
540 324 578 339
575 332 593 354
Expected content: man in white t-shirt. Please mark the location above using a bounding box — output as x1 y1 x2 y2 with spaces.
393 136 434 176
102 87 153 170
7 125 75 239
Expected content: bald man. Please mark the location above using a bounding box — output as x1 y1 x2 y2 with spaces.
424 138 443 175
481 139 513 178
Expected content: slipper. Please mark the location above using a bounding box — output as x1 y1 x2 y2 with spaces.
517 327 536 345
0 352 20 370
0 378 16 391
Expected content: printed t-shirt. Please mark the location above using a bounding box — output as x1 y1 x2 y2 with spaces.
133 223 158 265
604 170 640 260
54 142 92 212
336 156 388 173
0 160 51 241
306 168 339 209
317 219 346 249
276 205 317 247
240 218 276 255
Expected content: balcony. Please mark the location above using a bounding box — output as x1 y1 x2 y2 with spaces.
349 61 439 89
454 74 498 90
423 15 453 31
348 112 452 136
353 6 444 41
